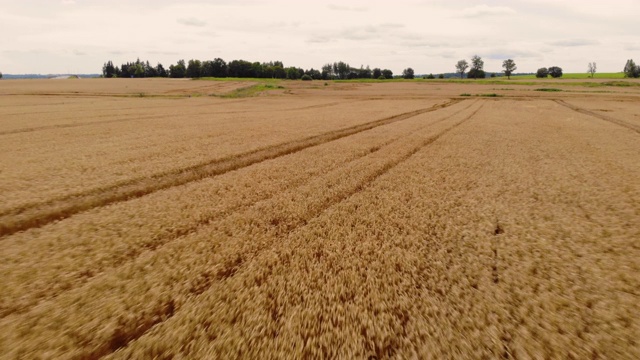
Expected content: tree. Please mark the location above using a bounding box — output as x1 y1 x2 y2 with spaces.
144 61 157 78
548 66 563 78
587 62 597 78
536 67 549 78
102 61 116 78
228 60 253 77
623 59 640 78
502 59 517 80
381 69 393 79
211 58 228 77
169 59 186 78
372 68 382 79
467 68 486 79
456 59 469 79
156 63 168 77
333 61 350 80
469 55 484 79
321 63 334 80
402 67 415 79
285 66 300 80
0 71 3 79
186 59 202 78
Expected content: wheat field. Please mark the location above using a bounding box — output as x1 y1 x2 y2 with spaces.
0 78 638 359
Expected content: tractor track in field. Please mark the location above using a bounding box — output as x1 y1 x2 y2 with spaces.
0 99 462 238
89 101 485 359
0 101 362 136
554 99 640 134
0 100 480 321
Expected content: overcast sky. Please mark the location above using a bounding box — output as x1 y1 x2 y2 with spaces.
1 0 639 74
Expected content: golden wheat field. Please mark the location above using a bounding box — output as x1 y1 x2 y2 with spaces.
0 78 639 359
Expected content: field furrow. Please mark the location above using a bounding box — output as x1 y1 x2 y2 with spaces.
554 99 640 134
0 100 459 237
0 98 445 215
0 101 482 359
108 99 639 359
0 100 477 319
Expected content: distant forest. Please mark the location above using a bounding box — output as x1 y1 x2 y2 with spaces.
102 58 397 80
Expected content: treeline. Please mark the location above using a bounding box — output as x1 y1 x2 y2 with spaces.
102 58 395 80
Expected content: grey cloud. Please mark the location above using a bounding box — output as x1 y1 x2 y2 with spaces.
177 17 207 27
484 49 540 60
549 39 598 47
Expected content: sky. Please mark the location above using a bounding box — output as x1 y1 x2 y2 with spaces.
1 0 639 75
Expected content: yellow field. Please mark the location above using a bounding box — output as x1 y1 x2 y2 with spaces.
0 78 639 359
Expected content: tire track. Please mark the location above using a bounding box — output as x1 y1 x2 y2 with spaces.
554 99 640 134
102 102 485 358
0 100 480 320
0 102 482 359
0 99 462 237
0 101 360 136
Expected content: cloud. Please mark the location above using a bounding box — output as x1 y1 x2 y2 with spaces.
72 49 86 56
61 0 76 5
177 17 207 27
307 36 331 44
327 4 367 12
549 39 598 47
149 50 179 56
306 23 405 44
484 49 540 60
625 44 640 51
462 5 516 18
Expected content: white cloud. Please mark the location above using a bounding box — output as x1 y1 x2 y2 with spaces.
462 5 516 18
177 17 207 27
549 39 599 47
327 4 367 12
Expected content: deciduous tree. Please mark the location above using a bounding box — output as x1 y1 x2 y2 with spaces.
456 59 469 79
502 59 517 80
536 67 549 78
102 61 116 78
469 55 484 79
548 66 563 78
624 59 640 78
169 60 186 78
402 67 415 79
587 62 597 78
